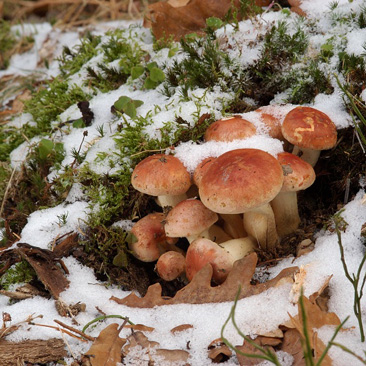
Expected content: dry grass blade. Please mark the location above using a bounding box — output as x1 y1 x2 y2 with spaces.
5 0 148 28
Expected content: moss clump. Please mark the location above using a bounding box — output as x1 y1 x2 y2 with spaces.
0 20 34 70
57 33 102 76
24 78 92 131
0 261 36 290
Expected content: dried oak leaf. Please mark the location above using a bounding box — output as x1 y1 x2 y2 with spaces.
123 331 190 365
287 296 342 366
144 0 271 40
111 253 298 308
235 336 276 366
207 338 232 363
84 323 126 366
281 328 305 366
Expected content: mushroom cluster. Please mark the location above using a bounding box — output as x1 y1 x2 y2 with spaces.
126 105 337 284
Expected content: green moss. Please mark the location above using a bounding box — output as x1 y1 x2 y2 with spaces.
85 34 147 93
57 33 102 76
0 20 34 70
0 20 16 70
0 261 36 290
24 77 92 131
0 123 40 162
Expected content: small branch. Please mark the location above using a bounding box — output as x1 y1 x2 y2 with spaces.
53 319 95 342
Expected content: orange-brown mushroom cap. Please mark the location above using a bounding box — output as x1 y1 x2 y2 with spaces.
277 152 316 192
255 105 287 140
128 213 167 262
199 149 284 214
193 157 217 187
164 199 218 238
281 106 337 150
131 154 191 196
185 238 232 284
156 251 186 281
204 116 257 142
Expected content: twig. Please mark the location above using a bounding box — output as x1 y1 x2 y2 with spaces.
54 319 95 341
31 322 88 342
56 323 76 359
130 147 168 158
0 167 16 218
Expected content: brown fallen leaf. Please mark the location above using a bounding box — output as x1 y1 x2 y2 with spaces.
171 324 194 334
309 275 332 312
17 243 70 299
111 253 298 308
168 0 191 7
0 283 48 300
124 323 155 332
281 328 304 366
207 338 232 363
145 0 271 40
123 331 190 365
235 337 276 366
52 232 79 257
0 243 69 299
84 323 126 366
288 296 341 365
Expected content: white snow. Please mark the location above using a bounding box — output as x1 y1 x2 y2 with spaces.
2 1 366 365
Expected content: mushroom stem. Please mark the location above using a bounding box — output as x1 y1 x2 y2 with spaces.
243 203 279 251
292 146 320 167
271 191 301 237
220 214 247 238
219 236 256 262
186 225 233 244
157 193 187 208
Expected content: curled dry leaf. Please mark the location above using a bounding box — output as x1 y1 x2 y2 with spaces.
84 323 126 366
124 324 155 332
123 331 190 365
170 324 194 334
207 338 232 363
111 253 298 308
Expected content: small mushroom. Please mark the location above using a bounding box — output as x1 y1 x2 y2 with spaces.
155 251 186 281
281 106 337 166
131 154 191 207
164 198 218 243
271 152 316 237
185 238 233 284
127 213 169 262
185 237 255 284
204 116 257 142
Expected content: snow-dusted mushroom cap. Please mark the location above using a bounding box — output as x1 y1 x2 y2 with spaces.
204 116 257 142
199 149 284 214
128 213 167 262
155 251 186 281
193 157 217 187
185 238 232 284
255 105 286 140
277 152 316 192
164 199 218 238
131 154 191 196
281 106 337 151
